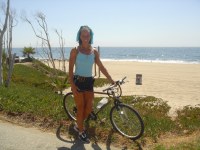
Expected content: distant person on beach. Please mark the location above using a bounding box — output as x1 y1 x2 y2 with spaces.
68 25 115 143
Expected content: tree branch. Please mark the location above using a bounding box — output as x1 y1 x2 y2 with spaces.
0 0 9 37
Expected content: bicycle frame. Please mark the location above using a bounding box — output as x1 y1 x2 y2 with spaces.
88 88 122 121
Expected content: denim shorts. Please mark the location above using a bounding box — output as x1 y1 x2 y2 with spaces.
73 75 95 92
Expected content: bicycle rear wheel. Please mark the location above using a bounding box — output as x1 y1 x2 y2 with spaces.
63 92 77 121
110 104 144 140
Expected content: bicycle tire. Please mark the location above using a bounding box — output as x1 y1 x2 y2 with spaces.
110 104 144 140
63 92 77 121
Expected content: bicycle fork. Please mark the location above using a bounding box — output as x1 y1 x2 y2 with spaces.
114 100 129 123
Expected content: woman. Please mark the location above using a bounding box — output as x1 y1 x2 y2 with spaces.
69 25 115 143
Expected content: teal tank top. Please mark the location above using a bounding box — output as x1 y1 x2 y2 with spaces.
75 51 95 77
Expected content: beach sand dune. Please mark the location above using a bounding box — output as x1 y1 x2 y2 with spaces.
45 60 200 114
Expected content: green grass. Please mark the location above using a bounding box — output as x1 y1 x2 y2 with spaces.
12 64 53 90
0 83 65 121
32 59 67 76
153 136 200 150
93 77 110 87
176 105 200 132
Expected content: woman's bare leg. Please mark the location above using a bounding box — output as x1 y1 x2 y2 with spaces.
74 92 85 132
83 91 94 120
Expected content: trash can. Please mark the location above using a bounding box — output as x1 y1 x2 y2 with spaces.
136 74 142 85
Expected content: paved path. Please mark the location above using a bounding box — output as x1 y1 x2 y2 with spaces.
0 119 120 150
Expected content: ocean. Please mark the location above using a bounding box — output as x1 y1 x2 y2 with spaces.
12 47 200 64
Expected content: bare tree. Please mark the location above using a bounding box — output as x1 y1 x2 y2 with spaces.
22 12 68 94
0 0 10 86
5 8 17 87
22 12 56 70
55 29 66 72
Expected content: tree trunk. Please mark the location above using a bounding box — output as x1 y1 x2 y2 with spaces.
0 0 10 86
5 53 15 87
0 38 3 86
5 9 14 87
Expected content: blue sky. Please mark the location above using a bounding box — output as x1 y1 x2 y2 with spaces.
1 0 200 47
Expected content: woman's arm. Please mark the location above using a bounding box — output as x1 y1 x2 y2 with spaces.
69 48 78 96
94 50 115 84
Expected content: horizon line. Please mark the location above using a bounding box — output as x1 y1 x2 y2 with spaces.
12 46 200 48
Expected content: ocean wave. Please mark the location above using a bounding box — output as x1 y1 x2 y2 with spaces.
13 47 200 65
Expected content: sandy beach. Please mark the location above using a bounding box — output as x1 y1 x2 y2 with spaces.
45 60 200 114
100 61 200 112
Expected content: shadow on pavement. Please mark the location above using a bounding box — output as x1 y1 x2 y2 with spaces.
56 122 144 150
56 123 74 143
86 122 113 150
56 123 85 150
56 122 113 150
57 147 71 150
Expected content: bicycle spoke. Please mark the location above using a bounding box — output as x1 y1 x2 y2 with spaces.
63 92 77 121
110 104 144 139
121 107 142 131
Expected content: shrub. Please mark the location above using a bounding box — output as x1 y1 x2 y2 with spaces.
176 105 200 132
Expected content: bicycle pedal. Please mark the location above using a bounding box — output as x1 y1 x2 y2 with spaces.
89 112 97 120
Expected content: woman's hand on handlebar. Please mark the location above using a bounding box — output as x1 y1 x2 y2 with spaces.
109 78 115 85
103 77 126 92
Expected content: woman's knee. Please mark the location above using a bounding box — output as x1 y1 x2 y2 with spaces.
74 94 85 113
85 102 93 115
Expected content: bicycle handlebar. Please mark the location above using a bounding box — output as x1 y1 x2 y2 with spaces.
102 76 127 92
116 76 127 85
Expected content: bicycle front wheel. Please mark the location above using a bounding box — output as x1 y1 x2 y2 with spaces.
110 104 144 140
63 92 77 121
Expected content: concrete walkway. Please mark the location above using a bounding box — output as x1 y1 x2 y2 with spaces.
0 119 120 150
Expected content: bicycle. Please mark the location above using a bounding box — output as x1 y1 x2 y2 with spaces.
63 77 144 140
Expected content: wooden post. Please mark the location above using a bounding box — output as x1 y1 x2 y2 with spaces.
94 47 97 77
98 46 101 78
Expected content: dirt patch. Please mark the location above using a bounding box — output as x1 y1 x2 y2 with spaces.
157 132 200 148
15 62 33 66
144 131 200 149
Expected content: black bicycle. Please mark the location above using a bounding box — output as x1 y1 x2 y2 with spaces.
63 77 144 140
